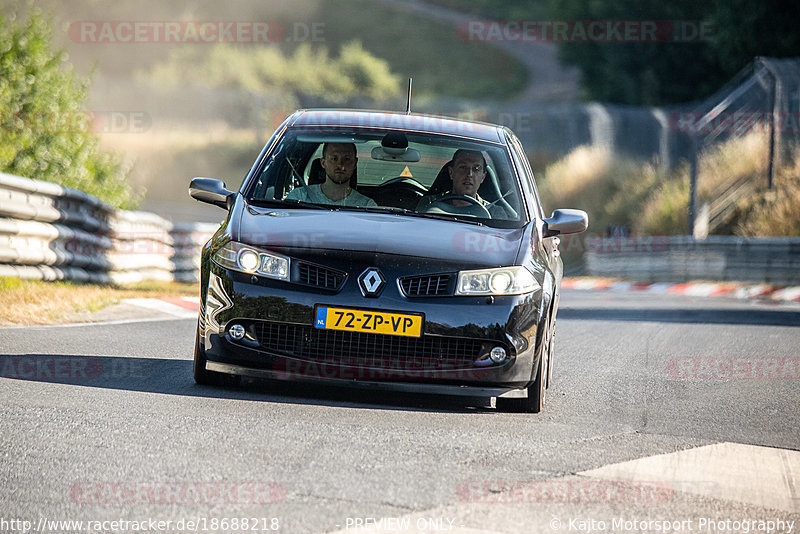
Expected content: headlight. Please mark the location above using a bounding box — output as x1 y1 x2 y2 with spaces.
455 266 538 296
213 241 290 280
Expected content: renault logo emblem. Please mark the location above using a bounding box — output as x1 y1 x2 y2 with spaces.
358 268 386 297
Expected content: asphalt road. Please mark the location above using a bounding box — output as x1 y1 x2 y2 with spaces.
1 290 798 534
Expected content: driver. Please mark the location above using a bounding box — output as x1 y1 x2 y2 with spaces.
416 149 503 218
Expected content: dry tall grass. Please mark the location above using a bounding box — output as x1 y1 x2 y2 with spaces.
697 132 770 199
635 172 690 235
538 133 797 237
734 147 800 236
538 146 667 234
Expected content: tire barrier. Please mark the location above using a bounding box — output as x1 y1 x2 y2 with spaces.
0 172 217 284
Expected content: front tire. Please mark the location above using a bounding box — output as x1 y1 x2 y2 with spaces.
496 313 552 413
193 321 224 386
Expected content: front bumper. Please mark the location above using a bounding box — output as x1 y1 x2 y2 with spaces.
205 361 529 398
201 264 544 394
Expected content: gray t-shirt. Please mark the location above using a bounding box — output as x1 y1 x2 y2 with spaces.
285 184 377 207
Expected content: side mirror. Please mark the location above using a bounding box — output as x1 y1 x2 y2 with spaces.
543 209 588 237
190 177 235 210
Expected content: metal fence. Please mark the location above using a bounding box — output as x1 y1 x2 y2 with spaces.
478 57 800 240
0 172 217 284
680 57 800 236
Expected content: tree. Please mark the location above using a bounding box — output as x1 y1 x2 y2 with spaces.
551 0 725 106
0 10 137 208
550 0 800 106
709 0 800 73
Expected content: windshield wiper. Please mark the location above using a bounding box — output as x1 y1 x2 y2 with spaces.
248 200 486 226
247 197 326 209
339 205 486 226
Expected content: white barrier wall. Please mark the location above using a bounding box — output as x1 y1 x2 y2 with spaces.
0 172 217 284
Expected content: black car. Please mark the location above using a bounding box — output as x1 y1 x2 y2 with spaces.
189 109 587 412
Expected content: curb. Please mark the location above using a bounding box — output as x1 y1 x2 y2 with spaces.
124 296 199 317
562 278 800 303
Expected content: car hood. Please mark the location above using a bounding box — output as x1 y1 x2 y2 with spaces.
236 206 525 266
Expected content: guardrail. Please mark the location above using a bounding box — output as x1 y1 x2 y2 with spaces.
584 235 800 285
0 172 217 284
4 173 798 287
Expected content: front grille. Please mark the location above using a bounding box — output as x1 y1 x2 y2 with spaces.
296 261 346 291
249 321 484 371
400 274 453 297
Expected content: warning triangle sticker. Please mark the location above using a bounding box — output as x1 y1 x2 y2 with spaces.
399 166 413 177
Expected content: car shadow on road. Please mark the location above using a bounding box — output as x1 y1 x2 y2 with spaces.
558 307 800 326
0 353 494 414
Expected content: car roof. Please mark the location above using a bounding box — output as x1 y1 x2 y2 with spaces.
286 109 507 145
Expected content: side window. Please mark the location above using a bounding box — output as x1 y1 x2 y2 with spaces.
251 161 277 200
507 133 544 219
254 141 318 200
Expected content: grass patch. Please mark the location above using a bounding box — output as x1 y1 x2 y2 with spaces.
0 278 197 326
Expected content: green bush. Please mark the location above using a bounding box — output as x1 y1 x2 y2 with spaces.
143 41 401 103
635 173 689 235
0 10 138 208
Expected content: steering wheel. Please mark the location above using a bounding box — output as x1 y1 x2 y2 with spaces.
430 194 491 218
379 176 427 192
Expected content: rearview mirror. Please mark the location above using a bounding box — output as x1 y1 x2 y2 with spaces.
371 131 421 162
543 209 588 237
370 146 421 162
189 177 235 210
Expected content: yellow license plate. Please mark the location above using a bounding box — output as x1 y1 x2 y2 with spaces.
315 306 423 337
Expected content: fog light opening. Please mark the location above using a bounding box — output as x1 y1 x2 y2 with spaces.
489 346 507 364
229 323 245 340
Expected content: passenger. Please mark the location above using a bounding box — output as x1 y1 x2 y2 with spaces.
416 149 503 218
286 142 377 207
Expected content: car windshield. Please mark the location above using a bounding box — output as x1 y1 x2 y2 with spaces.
246 127 527 228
